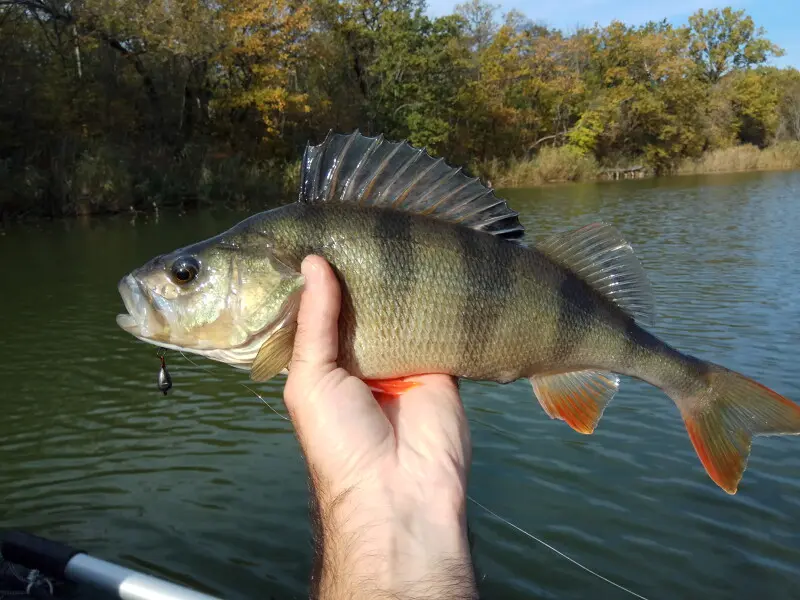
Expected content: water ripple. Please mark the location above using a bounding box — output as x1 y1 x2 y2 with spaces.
2 172 800 599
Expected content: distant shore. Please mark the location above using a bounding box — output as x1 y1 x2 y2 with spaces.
487 142 800 187
3 142 799 225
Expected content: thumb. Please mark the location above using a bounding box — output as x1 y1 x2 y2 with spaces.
283 256 393 471
285 255 341 394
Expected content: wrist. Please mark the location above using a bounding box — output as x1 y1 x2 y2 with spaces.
313 479 476 599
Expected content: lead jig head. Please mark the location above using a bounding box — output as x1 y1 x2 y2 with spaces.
157 354 172 395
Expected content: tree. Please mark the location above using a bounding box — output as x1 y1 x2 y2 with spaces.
212 0 312 143
307 0 426 134
1 2 798 218
368 11 472 154
687 7 784 83
776 69 800 142
571 21 706 170
454 0 498 51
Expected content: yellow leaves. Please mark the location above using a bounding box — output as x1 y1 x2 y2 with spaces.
471 21 586 159
6 0 798 205
209 0 312 139
569 110 607 153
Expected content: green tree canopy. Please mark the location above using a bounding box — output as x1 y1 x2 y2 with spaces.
687 7 784 83
0 0 797 218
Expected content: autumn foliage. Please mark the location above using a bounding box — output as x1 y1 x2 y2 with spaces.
0 0 797 218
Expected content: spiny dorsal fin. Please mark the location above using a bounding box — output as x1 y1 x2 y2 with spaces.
299 130 526 243
537 223 655 326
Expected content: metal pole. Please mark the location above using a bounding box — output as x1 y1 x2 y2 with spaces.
64 554 221 600
1 531 223 600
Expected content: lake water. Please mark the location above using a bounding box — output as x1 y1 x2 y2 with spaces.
2 170 800 600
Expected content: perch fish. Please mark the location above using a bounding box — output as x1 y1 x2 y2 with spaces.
116 131 800 494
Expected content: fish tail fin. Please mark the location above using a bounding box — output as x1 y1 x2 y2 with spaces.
670 361 800 494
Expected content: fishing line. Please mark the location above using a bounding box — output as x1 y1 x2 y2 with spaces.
176 351 289 421
466 494 650 600
164 351 646 598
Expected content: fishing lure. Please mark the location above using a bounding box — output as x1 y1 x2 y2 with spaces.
157 353 172 395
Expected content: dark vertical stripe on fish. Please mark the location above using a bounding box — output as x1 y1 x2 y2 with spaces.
457 228 514 375
621 318 645 373
284 202 330 261
374 208 415 331
552 269 598 363
503 246 530 380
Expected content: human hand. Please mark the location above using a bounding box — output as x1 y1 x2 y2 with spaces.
283 255 477 600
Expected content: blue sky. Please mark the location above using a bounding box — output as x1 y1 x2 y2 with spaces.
425 0 798 69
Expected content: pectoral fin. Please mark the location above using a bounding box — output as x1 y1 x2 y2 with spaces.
251 321 297 382
249 284 303 383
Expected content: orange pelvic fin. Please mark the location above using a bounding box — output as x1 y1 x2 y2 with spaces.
364 377 422 401
530 370 620 434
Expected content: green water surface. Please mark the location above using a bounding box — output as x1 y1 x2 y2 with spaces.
1 171 799 599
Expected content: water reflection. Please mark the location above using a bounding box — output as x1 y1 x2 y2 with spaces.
1 170 799 599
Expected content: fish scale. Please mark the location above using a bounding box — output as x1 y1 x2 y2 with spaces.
260 203 574 381
116 130 800 495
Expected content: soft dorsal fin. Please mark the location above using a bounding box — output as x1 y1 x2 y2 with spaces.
537 222 655 326
298 130 526 243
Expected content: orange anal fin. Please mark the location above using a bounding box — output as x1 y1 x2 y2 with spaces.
364 378 423 400
530 370 620 435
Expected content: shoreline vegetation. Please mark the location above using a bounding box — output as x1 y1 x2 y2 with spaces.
1 1 799 221
487 141 800 187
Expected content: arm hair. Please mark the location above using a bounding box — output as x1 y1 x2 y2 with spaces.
307 470 479 600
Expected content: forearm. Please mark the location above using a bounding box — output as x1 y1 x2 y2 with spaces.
310 481 478 600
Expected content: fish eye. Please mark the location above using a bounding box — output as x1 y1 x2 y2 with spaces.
170 256 200 285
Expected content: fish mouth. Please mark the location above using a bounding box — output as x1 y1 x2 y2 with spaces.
116 274 160 339
115 274 258 362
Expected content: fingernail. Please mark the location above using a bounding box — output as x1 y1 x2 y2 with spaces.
301 257 321 290
301 256 317 275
